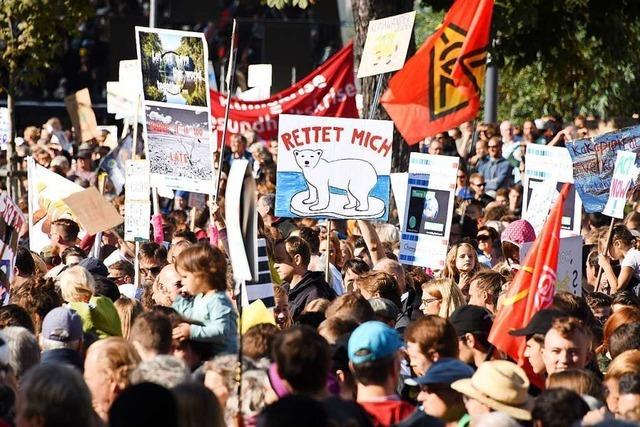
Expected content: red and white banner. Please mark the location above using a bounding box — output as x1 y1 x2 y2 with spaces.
210 43 359 142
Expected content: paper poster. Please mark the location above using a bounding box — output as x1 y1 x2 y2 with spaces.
241 238 275 309
107 60 145 123
124 160 151 242
523 144 582 235
357 11 416 78
136 27 215 193
275 114 393 220
64 88 101 143
27 157 84 252
248 64 273 89
523 178 557 234
566 125 640 213
603 150 638 218
399 153 459 269
187 192 207 210
63 187 124 235
0 108 9 150
0 192 26 281
520 235 583 296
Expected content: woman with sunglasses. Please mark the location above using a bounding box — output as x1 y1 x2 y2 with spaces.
476 226 503 268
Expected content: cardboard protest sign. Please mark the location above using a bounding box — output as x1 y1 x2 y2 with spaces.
136 27 215 194
399 154 459 269
523 144 582 235
65 88 101 142
566 125 640 213
27 157 84 252
275 114 393 220
0 192 25 281
0 108 9 150
63 187 124 235
603 151 638 219
209 44 358 142
124 160 151 242
520 235 583 297
357 11 416 78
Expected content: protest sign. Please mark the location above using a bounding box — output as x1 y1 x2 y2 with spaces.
524 178 557 234
136 27 215 194
241 238 276 309
124 160 151 242
63 187 124 235
27 157 84 252
209 43 358 142
275 114 393 220
0 108 9 150
248 64 273 89
520 235 583 296
357 11 416 78
187 192 207 210
603 151 638 219
64 88 101 143
0 192 25 282
399 153 459 269
98 134 133 195
523 144 582 235
566 125 640 213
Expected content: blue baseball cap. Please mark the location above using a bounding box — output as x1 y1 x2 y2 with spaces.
414 358 474 386
348 321 403 365
175 190 189 198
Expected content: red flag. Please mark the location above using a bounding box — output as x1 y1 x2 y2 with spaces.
380 0 493 145
489 183 571 386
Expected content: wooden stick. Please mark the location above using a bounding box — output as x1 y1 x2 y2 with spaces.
215 19 239 202
325 220 332 283
595 217 615 293
134 241 140 287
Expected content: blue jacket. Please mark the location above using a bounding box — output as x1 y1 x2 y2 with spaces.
478 156 513 192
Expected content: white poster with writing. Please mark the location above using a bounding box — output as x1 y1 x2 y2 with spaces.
523 144 582 236
603 150 638 219
275 114 393 220
399 153 459 269
124 160 151 242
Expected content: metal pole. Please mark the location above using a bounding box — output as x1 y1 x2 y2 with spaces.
149 0 157 28
483 53 498 124
367 74 385 120
325 220 332 283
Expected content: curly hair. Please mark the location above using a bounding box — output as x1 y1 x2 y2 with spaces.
10 276 62 334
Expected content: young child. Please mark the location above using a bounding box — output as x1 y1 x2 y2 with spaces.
172 243 238 355
599 225 640 294
441 242 482 295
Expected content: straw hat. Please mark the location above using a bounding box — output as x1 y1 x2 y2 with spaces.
451 360 533 421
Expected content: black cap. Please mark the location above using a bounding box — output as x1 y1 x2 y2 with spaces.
450 305 493 336
79 257 109 278
508 309 566 337
76 149 93 160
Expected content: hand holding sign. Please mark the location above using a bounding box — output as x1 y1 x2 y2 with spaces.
603 150 639 219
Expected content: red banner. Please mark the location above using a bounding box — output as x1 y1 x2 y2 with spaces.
210 43 359 142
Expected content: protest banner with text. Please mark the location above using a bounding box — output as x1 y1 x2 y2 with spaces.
0 192 25 282
275 114 393 220
602 150 638 219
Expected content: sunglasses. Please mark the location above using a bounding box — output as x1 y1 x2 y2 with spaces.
488 145 499 149
471 182 486 187
140 266 163 276
477 234 491 242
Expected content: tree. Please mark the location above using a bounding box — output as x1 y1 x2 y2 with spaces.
0 0 92 197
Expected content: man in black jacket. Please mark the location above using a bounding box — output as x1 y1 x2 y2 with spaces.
274 236 336 320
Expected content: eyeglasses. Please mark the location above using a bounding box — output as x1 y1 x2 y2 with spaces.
421 297 441 305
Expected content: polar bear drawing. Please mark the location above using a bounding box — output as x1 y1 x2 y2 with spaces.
293 149 378 212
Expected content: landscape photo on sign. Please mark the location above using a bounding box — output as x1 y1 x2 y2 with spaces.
145 105 213 182
137 28 207 107
275 115 393 220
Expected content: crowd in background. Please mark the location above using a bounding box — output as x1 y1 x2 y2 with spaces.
2 113 640 427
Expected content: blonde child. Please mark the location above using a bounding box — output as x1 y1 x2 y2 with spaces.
441 242 482 295
172 244 238 355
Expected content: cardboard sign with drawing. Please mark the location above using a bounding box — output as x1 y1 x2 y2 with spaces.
275 114 393 220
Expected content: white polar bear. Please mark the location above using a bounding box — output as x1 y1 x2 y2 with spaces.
293 149 378 212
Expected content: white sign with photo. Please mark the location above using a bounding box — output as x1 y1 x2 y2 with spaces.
399 153 459 269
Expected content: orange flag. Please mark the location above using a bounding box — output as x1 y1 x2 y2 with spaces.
381 0 493 145
488 183 571 385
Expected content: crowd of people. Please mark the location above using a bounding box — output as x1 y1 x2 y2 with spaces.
2 113 640 427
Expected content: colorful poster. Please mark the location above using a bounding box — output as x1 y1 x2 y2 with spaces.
209 43 358 142
275 114 393 220
64 88 101 143
27 157 84 252
0 192 25 282
136 27 215 193
399 153 459 269
523 144 582 235
566 125 640 213
124 160 151 242
520 235 583 297
357 11 417 78
603 151 638 219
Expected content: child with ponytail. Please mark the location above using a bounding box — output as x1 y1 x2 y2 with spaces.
598 224 640 294
172 243 238 355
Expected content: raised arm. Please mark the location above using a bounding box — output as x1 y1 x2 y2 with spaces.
356 220 387 265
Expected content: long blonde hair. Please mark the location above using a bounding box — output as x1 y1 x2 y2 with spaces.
441 243 482 291
422 278 466 318
114 297 142 340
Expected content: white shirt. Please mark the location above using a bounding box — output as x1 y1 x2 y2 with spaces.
621 248 640 280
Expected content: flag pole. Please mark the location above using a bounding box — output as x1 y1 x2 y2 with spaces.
325 220 332 283
215 20 238 201
595 217 616 293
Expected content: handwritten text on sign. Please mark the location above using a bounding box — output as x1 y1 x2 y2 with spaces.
280 127 392 157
